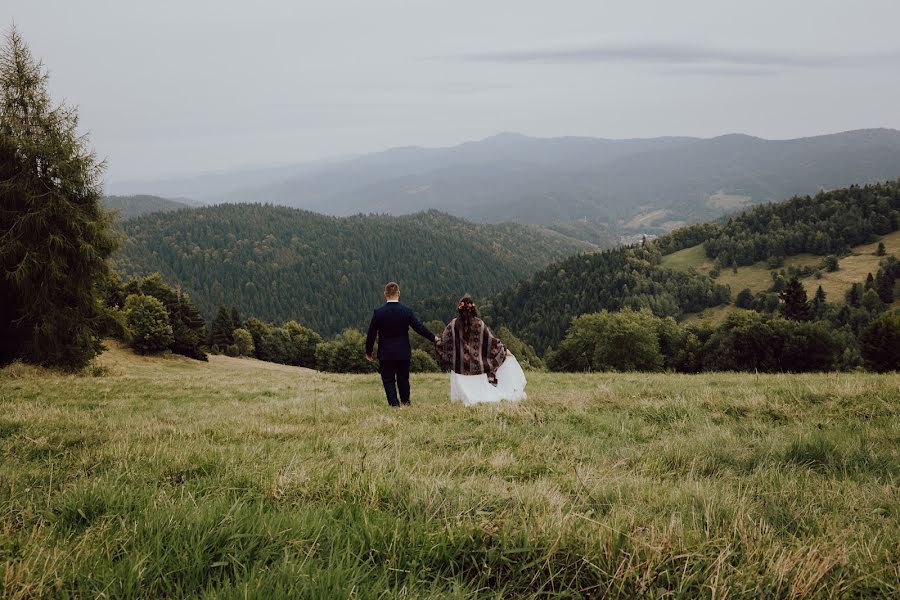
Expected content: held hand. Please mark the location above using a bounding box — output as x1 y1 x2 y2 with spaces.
433 336 440 344
365 353 374 362
506 349 513 357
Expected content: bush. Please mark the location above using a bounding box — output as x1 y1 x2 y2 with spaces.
315 329 376 373
409 349 439 373
735 288 754 309
257 328 293 364
125 295 173 355
860 311 900 372
284 321 322 367
120 274 207 360
550 309 663 372
701 311 838 372
233 328 254 356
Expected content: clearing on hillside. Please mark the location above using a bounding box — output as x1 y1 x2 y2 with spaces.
663 230 900 322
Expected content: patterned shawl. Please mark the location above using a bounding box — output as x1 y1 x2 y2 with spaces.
437 317 507 382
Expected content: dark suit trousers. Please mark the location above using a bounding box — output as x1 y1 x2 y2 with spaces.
379 359 410 406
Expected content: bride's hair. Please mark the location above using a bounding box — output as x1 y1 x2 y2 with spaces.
455 294 479 339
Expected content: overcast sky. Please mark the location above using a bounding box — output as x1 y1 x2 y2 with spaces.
7 0 900 183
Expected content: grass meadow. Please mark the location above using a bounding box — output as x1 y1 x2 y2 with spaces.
1 343 898 598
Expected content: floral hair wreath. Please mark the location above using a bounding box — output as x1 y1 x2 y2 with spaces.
458 299 477 310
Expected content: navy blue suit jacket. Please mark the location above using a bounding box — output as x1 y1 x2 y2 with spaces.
365 302 434 361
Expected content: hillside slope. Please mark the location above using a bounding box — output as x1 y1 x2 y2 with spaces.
113 204 597 334
667 230 900 324
491 181 900 352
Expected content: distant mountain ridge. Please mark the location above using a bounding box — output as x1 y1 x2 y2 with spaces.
103 195 201 220
107 129 900 228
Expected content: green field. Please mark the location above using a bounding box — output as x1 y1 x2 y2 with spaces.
1 345 899 598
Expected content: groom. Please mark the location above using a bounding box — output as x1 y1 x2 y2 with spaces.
365 282 438 407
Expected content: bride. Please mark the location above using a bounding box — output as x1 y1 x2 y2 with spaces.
435 295 527 405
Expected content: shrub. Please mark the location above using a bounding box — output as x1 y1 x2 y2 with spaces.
120 274 207 361
860 311 900 372
125 295 173 355
315 329 376 373
284 321 322 367
735 288 754 309
550 309 663 372
257 328 293 364
232 328 254 356
701 311 838 372
409 349 439 373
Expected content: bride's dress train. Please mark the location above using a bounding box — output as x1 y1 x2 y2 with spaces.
450 354 527 406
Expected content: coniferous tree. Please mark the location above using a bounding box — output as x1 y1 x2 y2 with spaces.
865 272 875 291
876 241 886 256
813 285 827 305
874 268 895 304
810 285 827 318
846 283 863 307
0 27 116 368
779 278 811 321
210 306 236 349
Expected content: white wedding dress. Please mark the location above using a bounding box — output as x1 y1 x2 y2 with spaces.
450 354 527 406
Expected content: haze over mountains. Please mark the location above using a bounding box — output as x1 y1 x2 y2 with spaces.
107 128 900 231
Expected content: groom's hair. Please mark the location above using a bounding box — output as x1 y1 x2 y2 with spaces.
384 282 400 298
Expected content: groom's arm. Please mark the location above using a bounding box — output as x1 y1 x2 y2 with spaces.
408 308 438 342
365 311 378 357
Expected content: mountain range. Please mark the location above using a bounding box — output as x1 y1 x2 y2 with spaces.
107 129 900 231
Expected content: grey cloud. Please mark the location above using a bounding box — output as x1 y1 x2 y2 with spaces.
455 43 900 71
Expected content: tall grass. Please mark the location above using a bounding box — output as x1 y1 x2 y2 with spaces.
1 345 898 597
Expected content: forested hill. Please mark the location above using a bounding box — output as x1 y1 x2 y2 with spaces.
104 195 197 220
490 181 900 353
113 204 597 335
